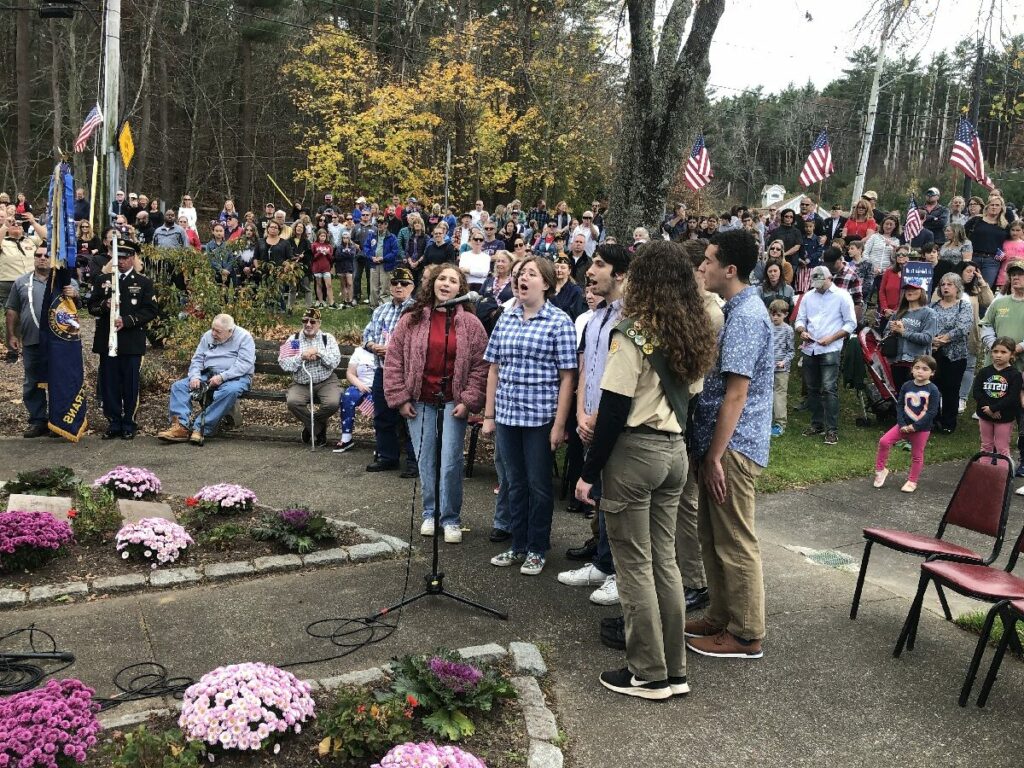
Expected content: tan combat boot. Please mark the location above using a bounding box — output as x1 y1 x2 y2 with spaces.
156 417 190 443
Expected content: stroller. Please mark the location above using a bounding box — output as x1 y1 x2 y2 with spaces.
854 326 897 426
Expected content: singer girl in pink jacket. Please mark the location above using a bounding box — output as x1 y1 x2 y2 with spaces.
384 264 490 543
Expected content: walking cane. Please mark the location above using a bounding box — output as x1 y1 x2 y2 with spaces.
301 360 316 452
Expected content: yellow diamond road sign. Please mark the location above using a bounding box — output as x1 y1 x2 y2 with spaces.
118 121 135 169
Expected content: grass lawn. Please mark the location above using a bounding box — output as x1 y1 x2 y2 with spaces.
283 303 372 345
954 609 1024 648
758 370 983 493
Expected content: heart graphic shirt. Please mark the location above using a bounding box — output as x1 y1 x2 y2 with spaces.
896 381 941 432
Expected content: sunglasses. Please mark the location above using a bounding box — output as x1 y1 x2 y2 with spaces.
471 237 484 242
514 242 525 247
302 319 318 325
582 216 593 220
390 280 413 287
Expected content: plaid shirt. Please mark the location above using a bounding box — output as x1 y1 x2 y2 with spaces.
279 330 341 385
528 208 550 229
484 302 578 427
362 297 414 363
831 262 863 306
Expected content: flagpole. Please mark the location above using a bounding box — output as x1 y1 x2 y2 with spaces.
89 154 99 230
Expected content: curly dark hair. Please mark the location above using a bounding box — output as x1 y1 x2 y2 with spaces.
406 263 468 325
621 240 717 384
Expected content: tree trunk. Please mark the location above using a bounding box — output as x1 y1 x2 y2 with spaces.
236 36 254 209
67 23 84 182
158 42 172 201
51 21 63 158
608 0 725 240
15 8 32 186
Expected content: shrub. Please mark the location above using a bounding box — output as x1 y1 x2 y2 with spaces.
317 689 415 760
3 466 77 496
104 725 204 768
115 518 193 568
198 523 247 551
93 467 162 500
0 678 101 767
69 483 122 545
251 506 334 554
178 662 315 753
391 650 516 741
372 742 487 768
0 511 75 573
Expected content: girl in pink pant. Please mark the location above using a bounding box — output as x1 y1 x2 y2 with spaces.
972 337 1023 459
874 355 940 493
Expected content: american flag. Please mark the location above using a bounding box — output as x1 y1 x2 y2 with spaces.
798 129 835 188
279 338 300 358
356 394 375 417
904 196 923 242
683 134 713 191
949 117 994 189
73 104 104 153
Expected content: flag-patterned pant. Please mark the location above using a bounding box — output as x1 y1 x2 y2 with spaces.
340 385 373 436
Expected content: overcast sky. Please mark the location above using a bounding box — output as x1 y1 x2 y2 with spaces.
705 0 1024 98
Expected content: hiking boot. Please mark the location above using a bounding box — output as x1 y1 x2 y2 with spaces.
686 629 763 659
157 418 190 443
22 423 47 438
599 667 671 701
566 536 598 562
684 616 724 638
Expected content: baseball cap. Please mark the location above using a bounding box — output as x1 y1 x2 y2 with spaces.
1006 259 1024 276
302 307 321 322
809 266 832 286
390 267 414 283
355 196 367 204
902 276 927 289
554 255 571 266
925 187 940 196
324 193 333 199
407 196 418 203
862 190 878 201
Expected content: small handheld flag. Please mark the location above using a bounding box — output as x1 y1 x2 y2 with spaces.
904 197 923 242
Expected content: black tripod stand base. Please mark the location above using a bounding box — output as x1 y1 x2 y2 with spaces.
376 572 509 621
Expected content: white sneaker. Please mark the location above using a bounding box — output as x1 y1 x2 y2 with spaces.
590 575 619 605
443 525 463 544
557 563 611 587
420 519 435 537
958 398 967 414
1015 485 1024 497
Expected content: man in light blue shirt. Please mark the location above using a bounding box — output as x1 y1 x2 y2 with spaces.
794 265 857 445
157 313 255 444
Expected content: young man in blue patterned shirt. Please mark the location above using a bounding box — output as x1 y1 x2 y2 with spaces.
689 228 774 660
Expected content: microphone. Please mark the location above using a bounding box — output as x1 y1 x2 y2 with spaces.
436 291 480 309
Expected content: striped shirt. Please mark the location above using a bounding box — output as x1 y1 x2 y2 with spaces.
362 298 414 363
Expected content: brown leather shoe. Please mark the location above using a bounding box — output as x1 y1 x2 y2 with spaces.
684 616 724 638
156 418 189 443
190 430 204 445
686 630 763 659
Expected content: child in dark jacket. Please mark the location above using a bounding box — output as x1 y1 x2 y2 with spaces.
973 336 1023 459
873 354 940 493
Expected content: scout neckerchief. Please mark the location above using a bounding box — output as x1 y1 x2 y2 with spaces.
615 318 689 424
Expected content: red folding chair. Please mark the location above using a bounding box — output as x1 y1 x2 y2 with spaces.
850 452 1013 620
975 598 1024 707
893 518 1024 701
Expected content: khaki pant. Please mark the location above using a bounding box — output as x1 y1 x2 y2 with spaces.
602 431 687 681
286 372 341 434
773 370 789 427
369 264 388 306
697 448 765 640
675 454 706 589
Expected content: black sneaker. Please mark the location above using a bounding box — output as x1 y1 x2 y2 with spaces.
684 586 709 611
823 430 838 446
802 425 824 436
333 440 355 454
566 536 598 562
488 527 511 543
668 675 690 696
400 465 419 479
599 667 671 701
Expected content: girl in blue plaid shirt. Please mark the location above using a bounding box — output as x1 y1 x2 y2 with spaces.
483 256 578 576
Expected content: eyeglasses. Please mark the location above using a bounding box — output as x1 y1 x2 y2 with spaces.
390 280 413 287
514 242 525 247
768 247 782 251
302 319 318 325
582 216 593 220
485 227 495 231
471 237 484 242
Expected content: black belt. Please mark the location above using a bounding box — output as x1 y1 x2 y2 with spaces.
622 424 680 437
974 252 996 257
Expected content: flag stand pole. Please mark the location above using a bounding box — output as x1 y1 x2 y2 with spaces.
696 189 701 218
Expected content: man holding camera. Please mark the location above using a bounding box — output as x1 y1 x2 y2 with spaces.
1 213 47 361
278 307 341 446
157 313 255 445
88 241 158 440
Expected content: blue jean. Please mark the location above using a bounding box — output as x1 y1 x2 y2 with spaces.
493 442 511 532
407 402 468 528
372 367 415 468
960 350 977 402
339 384 372 437
975 255 1000 288
21 344 47 426
496 422 555 555
802 350 840 432
169 374 251 435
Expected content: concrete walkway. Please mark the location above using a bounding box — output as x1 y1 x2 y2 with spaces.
2 435 1023 767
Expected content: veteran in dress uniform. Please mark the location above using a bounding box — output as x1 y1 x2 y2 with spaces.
87 241 158 439
575 241 717 701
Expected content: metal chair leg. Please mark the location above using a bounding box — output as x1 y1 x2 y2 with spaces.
959 601 1004 706
978 609 1016 707
895 574 930 657
850 540 873 620
935 584 953 621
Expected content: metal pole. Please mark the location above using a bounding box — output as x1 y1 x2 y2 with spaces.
444 140 451 211
100 0 121 224
962 39 985 201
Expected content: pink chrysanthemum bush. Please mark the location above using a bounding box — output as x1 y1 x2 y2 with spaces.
373 741 487 768
115 518 193 568
0 678 101 767
189 484 258 513
0 511 75 573
92 466 162 499
178 663 316 753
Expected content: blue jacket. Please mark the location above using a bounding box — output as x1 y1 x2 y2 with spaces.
362 232 400 271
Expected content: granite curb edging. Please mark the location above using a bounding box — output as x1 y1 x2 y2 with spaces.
0 518 408 610
97 642 562 768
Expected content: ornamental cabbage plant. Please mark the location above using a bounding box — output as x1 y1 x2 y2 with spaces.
0 678 101 767
178 663 315 753
0 511 75 573
115 518 193 568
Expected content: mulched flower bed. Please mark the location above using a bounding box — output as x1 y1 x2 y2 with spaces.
0 498 365 590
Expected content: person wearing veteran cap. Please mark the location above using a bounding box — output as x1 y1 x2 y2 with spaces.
794 265 856 445
278 307 342 446
88 241 158 440
886 275 937 393
980 259 1024 474
922 187 950 245
362 267 418 475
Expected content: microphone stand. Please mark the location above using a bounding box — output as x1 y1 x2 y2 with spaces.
376 304 508 621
